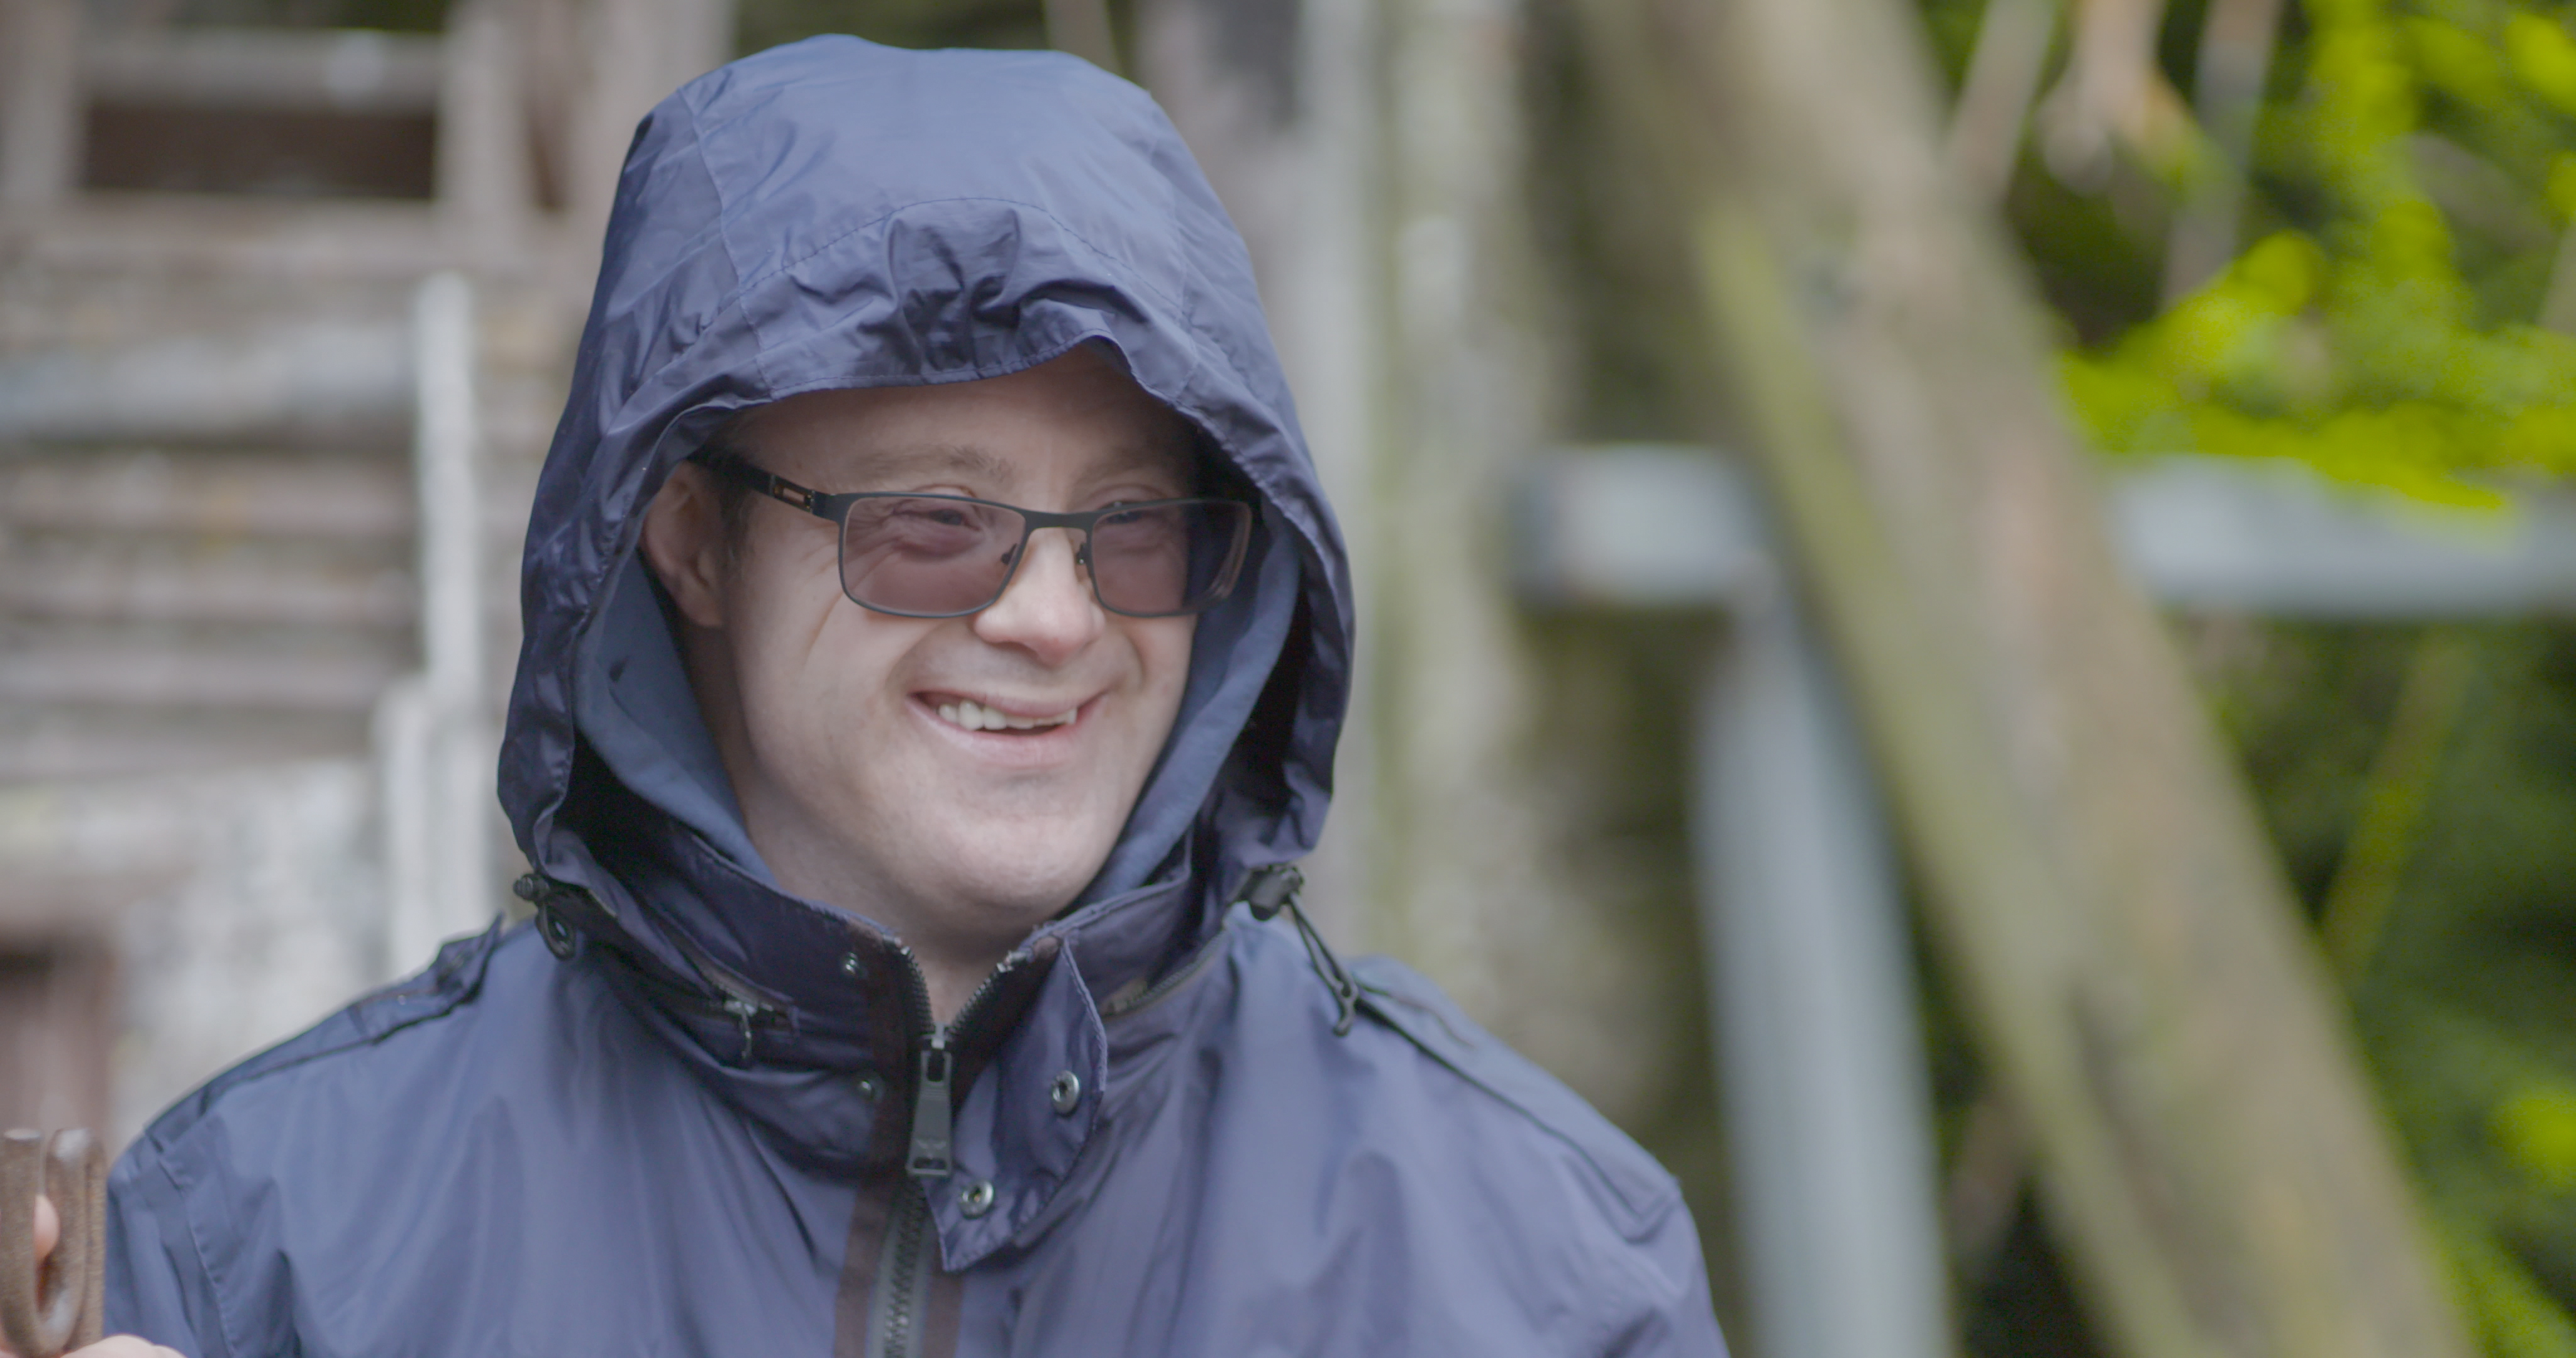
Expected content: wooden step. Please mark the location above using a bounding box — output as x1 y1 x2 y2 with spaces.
0 534 413 629
0 448 412 538
0 622 408 712
0 443 419 780
0 708 372 783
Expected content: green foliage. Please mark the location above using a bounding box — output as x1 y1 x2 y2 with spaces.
1963 2 2576 1344
2057 0 2576 502
1924 1 2576 1346
2499 1084 2576 1192
2192 620 2576 1355
2451 1217 2576 1358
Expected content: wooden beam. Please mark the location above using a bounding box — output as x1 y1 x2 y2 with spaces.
80 28 445 115
1526 448 2576 619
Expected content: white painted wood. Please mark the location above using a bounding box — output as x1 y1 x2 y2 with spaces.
1529 449 2576 617
1526 448 1950 1358
1700 563 1951 1358
2112 457 2576 616
380 272 499 976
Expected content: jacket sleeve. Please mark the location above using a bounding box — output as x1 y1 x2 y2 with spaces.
1597 1186 1731 1357
105 1135 221 1358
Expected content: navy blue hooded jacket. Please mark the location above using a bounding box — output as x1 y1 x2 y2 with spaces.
103 37 1725 1357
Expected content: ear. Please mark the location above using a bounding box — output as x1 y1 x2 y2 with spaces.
640 461 731 629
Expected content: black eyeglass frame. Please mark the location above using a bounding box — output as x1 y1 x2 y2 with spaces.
692 450 1255 619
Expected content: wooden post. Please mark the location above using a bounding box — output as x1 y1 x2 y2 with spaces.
1570 0 2479 1352
0 0 84 214
438 0 535 267
565 0 733 299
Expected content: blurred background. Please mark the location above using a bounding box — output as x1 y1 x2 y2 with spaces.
3 0 2576 1353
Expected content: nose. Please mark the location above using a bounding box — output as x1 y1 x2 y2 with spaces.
972 527 1104 664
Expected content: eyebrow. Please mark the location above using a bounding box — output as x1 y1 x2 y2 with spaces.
848 440 1193 492
852 443 1021 487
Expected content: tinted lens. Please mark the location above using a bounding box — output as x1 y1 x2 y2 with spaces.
840 496 1022 616
1090 500 1252 616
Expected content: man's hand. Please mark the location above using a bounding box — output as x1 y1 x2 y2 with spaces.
0 1196 178 1358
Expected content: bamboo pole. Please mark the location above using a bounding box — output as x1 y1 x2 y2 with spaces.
1569 0 2477 1352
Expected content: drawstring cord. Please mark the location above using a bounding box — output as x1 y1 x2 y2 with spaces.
1238 864 1360 1037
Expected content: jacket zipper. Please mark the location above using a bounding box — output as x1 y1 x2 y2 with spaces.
870 1178 935 1358
896 946 1019 1181
1097 925 1229 1019
872 946 1023 1358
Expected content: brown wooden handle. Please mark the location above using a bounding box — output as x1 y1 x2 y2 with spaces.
0 1129 104 1358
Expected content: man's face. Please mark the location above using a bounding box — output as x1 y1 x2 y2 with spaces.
641 349 1198 981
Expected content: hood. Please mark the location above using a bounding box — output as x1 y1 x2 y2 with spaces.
494 37 1352 1207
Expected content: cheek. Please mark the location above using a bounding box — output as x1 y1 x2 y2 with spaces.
723 574 918 737
1127 616 1197 729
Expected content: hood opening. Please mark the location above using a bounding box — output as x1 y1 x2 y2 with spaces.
504 35 1353 1023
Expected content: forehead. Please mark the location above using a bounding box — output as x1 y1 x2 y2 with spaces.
728 349 1196 490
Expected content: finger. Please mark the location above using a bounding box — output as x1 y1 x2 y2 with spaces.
67 1339 186 1358
29 1193 54 1265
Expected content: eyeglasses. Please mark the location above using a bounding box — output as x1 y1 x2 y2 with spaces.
693 450 1253 619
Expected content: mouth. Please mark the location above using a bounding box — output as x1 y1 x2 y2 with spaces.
924 695 1082 734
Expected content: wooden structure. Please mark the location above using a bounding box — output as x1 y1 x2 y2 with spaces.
0 0 728 1143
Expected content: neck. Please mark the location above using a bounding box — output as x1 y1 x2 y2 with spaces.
914 944 1009 1027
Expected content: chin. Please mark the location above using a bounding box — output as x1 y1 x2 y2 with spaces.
910 829 1113 930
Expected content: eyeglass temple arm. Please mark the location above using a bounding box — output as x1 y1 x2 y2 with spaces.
691 450 827 516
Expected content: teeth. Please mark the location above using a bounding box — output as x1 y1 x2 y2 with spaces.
936 699 1077 732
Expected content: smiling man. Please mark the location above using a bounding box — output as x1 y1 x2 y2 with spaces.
96 35 1725 1358
641 356 1217 1023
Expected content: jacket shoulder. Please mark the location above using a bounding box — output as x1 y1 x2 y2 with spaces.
106 922 547 1355
1155 918 1722 1354
126 921 523 1160
1343 951 1685 1242
1211 916 1685 1241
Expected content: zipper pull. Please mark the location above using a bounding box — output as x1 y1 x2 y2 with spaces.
723 996 763 1063
906 1034 955 1180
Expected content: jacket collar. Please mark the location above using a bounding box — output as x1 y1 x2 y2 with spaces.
539 770 1205 1266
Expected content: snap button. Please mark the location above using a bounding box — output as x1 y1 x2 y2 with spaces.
535 906 576 958
958 1179 996 1218
852 1071 886 1103
1048 1070 1082 1115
